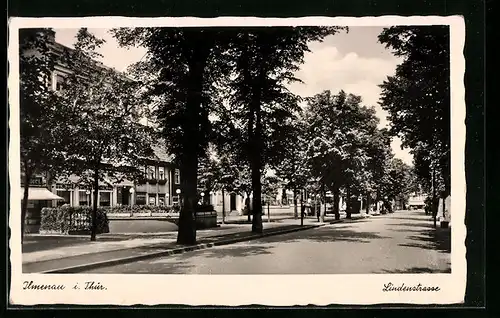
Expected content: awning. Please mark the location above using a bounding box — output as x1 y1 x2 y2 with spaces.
21 187 64 201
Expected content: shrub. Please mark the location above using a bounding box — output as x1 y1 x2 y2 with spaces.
40 206 109 234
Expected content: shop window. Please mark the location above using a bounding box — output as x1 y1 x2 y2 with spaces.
99 192 111 207
158 195 165 206
79 190 90 206
136 193 146 205
149 196 156 205
56 190 71 206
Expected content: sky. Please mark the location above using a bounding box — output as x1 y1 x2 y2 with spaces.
54 27 413 165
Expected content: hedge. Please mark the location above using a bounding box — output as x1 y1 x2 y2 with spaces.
40 204 215 234
40 206 109 234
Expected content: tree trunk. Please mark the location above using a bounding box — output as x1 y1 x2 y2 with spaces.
431 166 437 227
21 164 32 243
91 167 99 241
176 46 209 245
251 153 263 233
177 160 198 245
222 188 225 224
293 188 298 219
346 185 352 219
267 201 270 223
247 193 251 222
321 184 326 222
333 186 340 220
250 61 264 234
365 192 371 214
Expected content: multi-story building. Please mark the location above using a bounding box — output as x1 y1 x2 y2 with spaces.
47 145 182 208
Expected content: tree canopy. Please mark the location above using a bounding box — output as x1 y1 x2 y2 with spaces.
378 26 451 199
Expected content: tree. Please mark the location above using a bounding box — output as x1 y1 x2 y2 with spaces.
112 27 236 244
274 118 309 219
58 29 154 241
262 174 281 222
19 28 67 241
226 27 347 232
378 26 451 213
303 90 379 219
378 157 415 212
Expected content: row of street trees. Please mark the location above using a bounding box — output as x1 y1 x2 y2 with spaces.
111 26 348 244
20 26 440 245
378 26 451 218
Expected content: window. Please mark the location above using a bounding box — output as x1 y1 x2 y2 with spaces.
148 166 156 180
79 190 90 206
136 193 146 205
99 192 111 207
158 167 165 180
174 169 180 184
158 195 165 206
56 190 71 206
149 196 156 205
54 73 66 91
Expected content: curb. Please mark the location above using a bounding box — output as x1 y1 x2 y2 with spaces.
42 224 323 274
328 219 344 224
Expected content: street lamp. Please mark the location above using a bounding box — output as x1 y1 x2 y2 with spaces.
85 190 90 206
200 192 205 205
129 187 135 215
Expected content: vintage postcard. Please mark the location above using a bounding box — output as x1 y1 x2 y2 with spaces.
8 16 466 306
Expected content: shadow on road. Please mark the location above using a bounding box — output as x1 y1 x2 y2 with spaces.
247 225 391 244
390 222 436 229
399 227 451 253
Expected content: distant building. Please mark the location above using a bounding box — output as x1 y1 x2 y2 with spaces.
408 193 427 210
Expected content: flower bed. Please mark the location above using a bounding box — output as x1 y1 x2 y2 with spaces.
104 205 180 215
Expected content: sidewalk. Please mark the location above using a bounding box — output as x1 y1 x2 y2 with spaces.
22 218 322 273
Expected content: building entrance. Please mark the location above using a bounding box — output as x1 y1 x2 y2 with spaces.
230 193 237 211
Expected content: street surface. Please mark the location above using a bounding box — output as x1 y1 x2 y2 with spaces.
85 210 451 274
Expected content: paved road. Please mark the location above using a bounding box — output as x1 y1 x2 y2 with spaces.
84 210 451 274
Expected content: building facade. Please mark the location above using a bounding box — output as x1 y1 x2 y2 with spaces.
47 146 182 208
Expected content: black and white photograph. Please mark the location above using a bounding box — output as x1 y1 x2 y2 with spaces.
8 16 466 305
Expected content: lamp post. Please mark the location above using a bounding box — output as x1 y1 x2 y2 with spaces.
129 187 135 216
316 193 320 222
85 190 90 206
200 192 205 205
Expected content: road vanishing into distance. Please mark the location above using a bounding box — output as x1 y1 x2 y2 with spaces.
84 210 451 274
